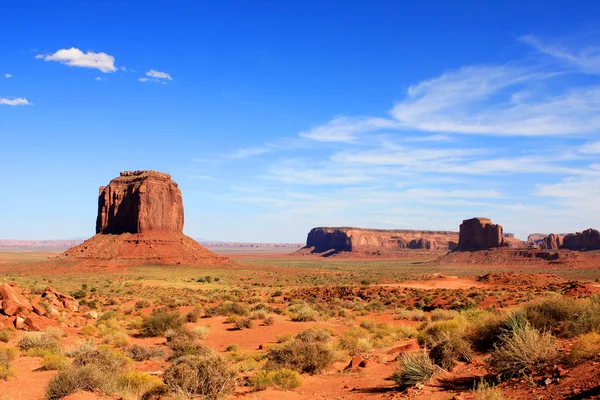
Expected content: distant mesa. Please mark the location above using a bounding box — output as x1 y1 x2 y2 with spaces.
62 170 228 266
562 229 600 251
298 227 459 256
456 217 505 251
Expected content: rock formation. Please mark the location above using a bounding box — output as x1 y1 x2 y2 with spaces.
96 170 184 234
456 217 504 251
61 170 228 266
562 229 600 251
302 227 458 254
540 233 563 250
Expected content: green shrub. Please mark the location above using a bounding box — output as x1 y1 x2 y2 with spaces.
488 323 558 378
72 344 131 373
523 296 600 338
0 330 12 343
163 351 238 399
392 351 436 387
429 334 472 371
250 368 302 390
166 328 209 359
194 325 210 340
289 304 319 322
118 371 162 396
186 307 203 322
431 309 458 322
417 317 468 346
140 308 184 337
265 340 334 374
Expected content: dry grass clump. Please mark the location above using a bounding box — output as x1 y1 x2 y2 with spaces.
523 295 600 338
46 364 114 400
234 318 253 330
295 328 331 343
428 333 473 371
431 309 459 322
140 308 184 337
0 330 11 343
118 371 163 397
163 351 238 399
41 353 70 371
166 327 210 359
392 351 436 387
417 317 468 347
206 301 249 317
0 347 18 380
265 339 334 374
471 379 504 400
123 344 165 361
567 332 600 365
250 368 303 390
288 304 319 322
488 323 558 378
17 332 62 356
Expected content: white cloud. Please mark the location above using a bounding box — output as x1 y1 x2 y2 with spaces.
4 74 12 79
140 69 172 84
580 141 600 154
37 48 117 73
0 97 32 106
95 77 102 81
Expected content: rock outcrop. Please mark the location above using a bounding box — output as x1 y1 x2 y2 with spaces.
541 233 563 250
456 217 504 251
562 229 600 251
302 227 458 254
61 170 228 266
96 170 184 234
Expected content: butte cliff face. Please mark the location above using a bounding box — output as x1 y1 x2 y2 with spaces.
62 170 227 266
96 171 184 234
562 229 600 251
303 227 458 254
540 233 563 250
456 217 504 251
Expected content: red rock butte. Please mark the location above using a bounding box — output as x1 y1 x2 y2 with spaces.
456 217 505 251
61 170 228 266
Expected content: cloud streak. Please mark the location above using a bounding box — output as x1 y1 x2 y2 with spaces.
0 97 32 106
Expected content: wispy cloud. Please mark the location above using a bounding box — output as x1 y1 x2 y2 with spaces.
299 116 399 143
4 74 12 79
520 34 600 74
0 97 32 106
226 147 271 159
36 48 117 73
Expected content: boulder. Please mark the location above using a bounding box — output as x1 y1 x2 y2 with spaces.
15 316 24 330
96 170 184 234
0 283 32 315
25 315 56 331
456 217 504 251
32 302 47 316
42 287 79 312
562 229 600 251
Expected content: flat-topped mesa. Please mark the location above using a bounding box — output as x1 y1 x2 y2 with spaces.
562 228 600 251
540 233 563 250
456 217 505 251
96 170 184 234
304 227 459 253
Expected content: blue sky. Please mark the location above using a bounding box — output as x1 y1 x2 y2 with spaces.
1 0 600 242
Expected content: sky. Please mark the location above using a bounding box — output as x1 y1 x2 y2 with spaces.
1 0 600 242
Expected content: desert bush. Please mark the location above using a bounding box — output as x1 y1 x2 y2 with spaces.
0 330 12 343
123 345 165 361
186 307 203 322
472 379 504 400
488 323 558 378
429 334 472 371
289 304 319 322
80 324 99 337
226 344 240 352
250 309 268 320
134 299 151 309
216 301 250 317
41 354 70 371
523 296 600 338
166 327 209 359
417 317 468 346
338 327 373 356
265 340 334 374
431 309 458 322
567 332 600 365
295 328 331 343
118 371 162 397
45 326 67 341
45 364 116 400
0 346 17 380
194 325 210 340
250 368 302 390
263 316 275 326
17 332 62 355
72 344 131 373
392 351 436 387
234 318 253 330
396 308 427 321
140 308 184 337
163 351 238 399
